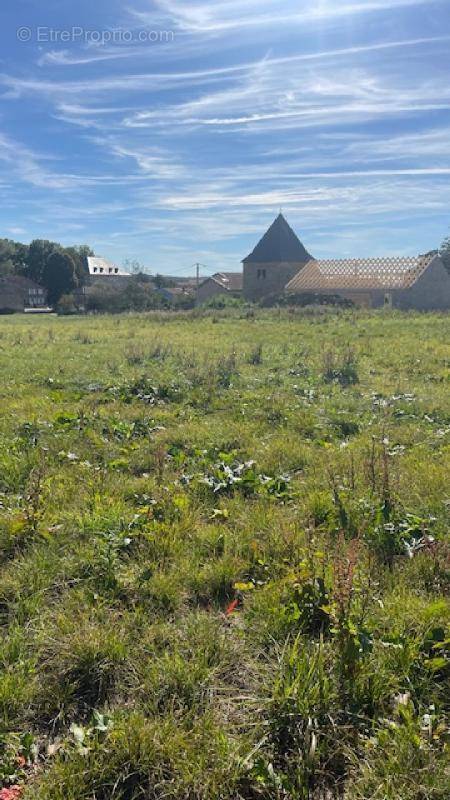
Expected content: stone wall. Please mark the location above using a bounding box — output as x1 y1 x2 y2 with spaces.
243 261 306 301
394 256 450 310
197 279 226 304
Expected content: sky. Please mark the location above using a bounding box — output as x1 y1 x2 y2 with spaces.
0 1 450 276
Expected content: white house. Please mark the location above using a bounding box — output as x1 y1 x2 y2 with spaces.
86 257 130 277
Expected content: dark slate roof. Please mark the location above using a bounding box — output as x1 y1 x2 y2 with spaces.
243 213 312 264
0 275 44 291
208 272 243 291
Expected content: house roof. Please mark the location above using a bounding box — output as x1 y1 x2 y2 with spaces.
206 272 243 291
164 276 198 287
157 286 193 297
0 274 44 291
286 254 438 293
86 257 129 277
243 213 312 264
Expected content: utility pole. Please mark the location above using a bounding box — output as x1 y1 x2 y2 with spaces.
195 263 200 304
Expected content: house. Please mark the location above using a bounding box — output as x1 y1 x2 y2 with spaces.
285 252 450 310
243 213 313 301
86 256 130 279
156 286 194 303
197 272 243 304
0 275 49 313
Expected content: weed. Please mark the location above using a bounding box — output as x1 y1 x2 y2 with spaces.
124 345 145 366
322 347 359 386
248 343 263 365
23 459 47 535
215 351 238 389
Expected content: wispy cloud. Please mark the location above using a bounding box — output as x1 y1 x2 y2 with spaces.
0 132 60 188
92 137 187 179
19 33 446 98
5 34 448 139
344 127 450 161
1 0 449 266
134 0 440 33
0 131 152 190
0 62 247 100
122 57 450 133
38 47 148 67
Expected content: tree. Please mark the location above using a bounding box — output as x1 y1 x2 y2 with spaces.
25 239 59 283
0 236 98 286
439 236 450 273
65 244 94 283
84 276 171 313
154 273 176 289
123 259 145 275
42 251 78 305
0 239 16 275
14 242 29 273
0 239 28 275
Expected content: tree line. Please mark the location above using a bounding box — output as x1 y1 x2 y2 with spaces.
441 236 450 271
1 233 449 311
0 238 94 305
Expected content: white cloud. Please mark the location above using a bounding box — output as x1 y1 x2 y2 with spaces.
345 127 450 160
121 58 450 133
0 131 153 190
0 62 248 101
38 48 147 67
94 138 187 179
134 0 440 34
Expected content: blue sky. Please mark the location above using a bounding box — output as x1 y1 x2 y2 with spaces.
1 0 450 275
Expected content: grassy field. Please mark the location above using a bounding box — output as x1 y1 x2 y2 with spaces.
0 308 449 800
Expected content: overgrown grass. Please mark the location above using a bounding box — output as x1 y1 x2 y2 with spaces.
0 308 448 799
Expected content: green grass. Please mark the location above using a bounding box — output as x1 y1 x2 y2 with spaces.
0 307 449 799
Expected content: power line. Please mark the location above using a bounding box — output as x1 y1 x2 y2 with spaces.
156 262 216 277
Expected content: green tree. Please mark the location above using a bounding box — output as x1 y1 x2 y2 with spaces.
26 239 59 283
0 239 29 275
65 244 94 283
0 239 16 275
14 241 29 273
154 273 176 288
439 236 450 273
42 250 78 305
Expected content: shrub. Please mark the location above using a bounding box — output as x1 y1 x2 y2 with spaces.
202 294 245 310
322 347 359 386
247 343 263 365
